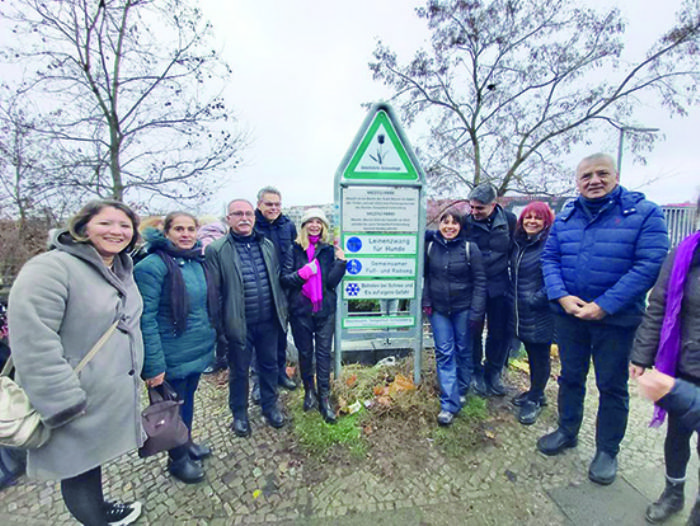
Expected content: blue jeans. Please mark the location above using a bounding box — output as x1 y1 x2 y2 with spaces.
430 309 471 414
555 315 636 455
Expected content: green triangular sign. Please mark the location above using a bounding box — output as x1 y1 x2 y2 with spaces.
343 110 419 181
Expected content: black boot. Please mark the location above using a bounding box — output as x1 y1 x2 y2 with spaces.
303 386 318 412
168 455 204 484
486 369 506 396
646 478 684 523
318 390 336 424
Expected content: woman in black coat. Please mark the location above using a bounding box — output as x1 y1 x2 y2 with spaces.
281 208 346 424
510 201 555 425
423 209 487 426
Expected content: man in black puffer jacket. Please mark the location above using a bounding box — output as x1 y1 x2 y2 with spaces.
464 184 517 397
205 199 288 438
254 186 298 392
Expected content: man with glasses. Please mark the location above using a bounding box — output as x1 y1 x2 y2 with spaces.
205 199 288 437
253 187 298 393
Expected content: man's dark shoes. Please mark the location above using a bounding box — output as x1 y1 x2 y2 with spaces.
645 479 684 523
471 374 488 397
264 408 286 429
518 400 542 426
168 456 205 484
514 391 548 407
188 442 212 461
486 371 506 397
278 374 297 391
251 382 261 405
588 450 617 485
232 416 251 438
303 389 318 411
512 391 530 406
537 429 578 456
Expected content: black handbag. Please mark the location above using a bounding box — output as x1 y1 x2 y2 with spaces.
138 381 189 458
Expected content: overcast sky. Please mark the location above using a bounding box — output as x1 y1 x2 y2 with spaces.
199 0 699 213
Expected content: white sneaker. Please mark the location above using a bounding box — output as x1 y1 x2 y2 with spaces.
437 410 454 426
105 501 142 525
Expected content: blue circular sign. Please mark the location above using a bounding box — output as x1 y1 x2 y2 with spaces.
346 259 362 275
346 236 362 253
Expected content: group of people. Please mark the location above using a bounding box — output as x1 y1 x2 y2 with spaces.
4 152 700 525
424 153 700 525
6 187 346 525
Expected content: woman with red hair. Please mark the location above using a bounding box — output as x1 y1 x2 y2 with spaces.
510 201 555 425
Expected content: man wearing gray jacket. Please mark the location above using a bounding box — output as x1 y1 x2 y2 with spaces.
205 199 288 437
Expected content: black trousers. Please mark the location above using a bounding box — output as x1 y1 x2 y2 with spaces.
555 315 636 455
61 466 107 526
289 314 334 393
664 375 700 479
472 294 512 376
523 340 551 400
228 319 279 417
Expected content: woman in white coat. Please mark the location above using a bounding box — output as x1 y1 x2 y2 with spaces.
8 200 144 526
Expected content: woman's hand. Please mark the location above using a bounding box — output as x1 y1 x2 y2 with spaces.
334 246 346 261
145 372 166 387
298 260 318 280
636 369 675 402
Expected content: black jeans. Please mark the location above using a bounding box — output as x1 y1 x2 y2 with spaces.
664 375 700 479
555 314 636 455
289 314 334 393
61 466 107 525
523 340 551 400
472 294 512 376
228 319 279 417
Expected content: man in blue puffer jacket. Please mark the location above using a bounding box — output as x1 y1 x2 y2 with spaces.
536 153 668 486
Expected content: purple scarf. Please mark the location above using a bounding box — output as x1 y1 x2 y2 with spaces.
651 231 700 427
302 235 324 312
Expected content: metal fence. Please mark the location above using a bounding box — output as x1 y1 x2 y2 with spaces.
662 206 697 249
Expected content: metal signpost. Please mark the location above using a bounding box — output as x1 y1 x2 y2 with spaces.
333 103 427 385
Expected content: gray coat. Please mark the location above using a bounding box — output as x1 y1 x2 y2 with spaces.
7 231 144 480
631 245 700 378
205 231 288 344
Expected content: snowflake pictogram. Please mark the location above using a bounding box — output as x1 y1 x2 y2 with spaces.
345 283 360 297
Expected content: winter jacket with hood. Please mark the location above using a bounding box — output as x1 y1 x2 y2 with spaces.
8 230 144 480
510 228 553 343
134 229 216 380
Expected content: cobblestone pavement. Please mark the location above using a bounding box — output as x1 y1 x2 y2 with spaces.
0 361 676 526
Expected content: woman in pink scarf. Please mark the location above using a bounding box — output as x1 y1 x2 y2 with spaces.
281 208 346 423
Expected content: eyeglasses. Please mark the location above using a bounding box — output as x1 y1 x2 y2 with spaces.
228 211 254 218
262 201 281 208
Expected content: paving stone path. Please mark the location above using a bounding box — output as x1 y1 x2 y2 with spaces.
1 360 689 525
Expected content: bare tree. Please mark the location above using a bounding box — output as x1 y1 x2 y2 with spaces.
370 0 700 197
0 0 245 205
0 93 77 230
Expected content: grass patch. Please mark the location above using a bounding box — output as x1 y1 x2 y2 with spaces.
430 395 489 457
288 390 367 458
